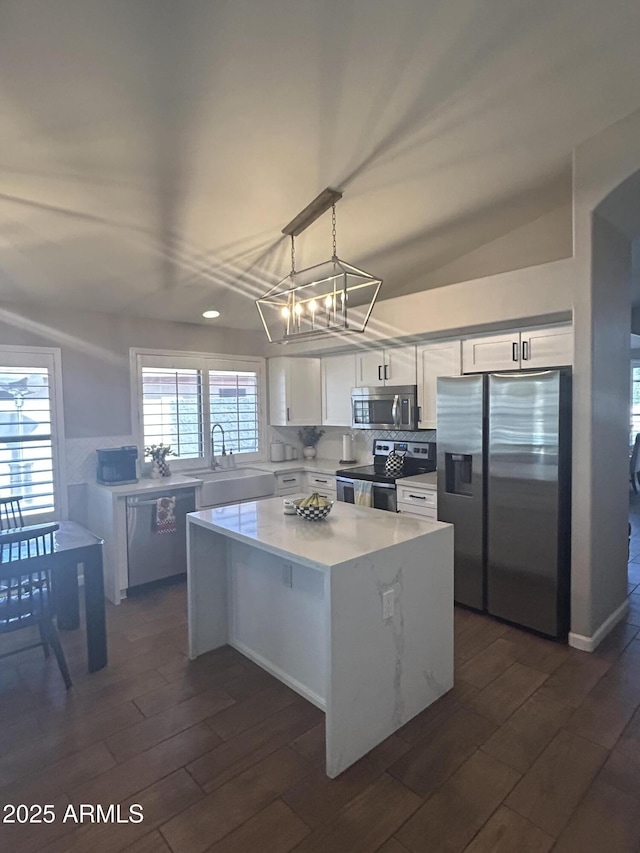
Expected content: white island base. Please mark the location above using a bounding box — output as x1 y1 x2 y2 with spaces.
187 497 454 778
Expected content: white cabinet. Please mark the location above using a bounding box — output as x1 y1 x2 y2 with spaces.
322 354 356 426
275 471 303 496
268 357 322 426
462 324 572 373
355 346 416 387
416 341 462 430
521 326 573 368
305 472 336 500
397 483 438 520
461 332 522 373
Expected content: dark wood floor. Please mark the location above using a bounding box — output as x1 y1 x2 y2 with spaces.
2 528 640 853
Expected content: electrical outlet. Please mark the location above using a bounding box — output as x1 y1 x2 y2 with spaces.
382 588 394 620
282 563 293 588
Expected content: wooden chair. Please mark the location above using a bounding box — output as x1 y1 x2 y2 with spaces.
0 496 24 530
0 523 72 689
631 435 640 494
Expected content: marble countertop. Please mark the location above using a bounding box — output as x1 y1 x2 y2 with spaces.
89 458 361 497
397 471 438 490
188 494 450 571
249 458 361 476
91 474 201 496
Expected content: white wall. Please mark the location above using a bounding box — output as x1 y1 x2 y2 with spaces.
394 203 573 297
270 257 575 358
0 303 266 439
571 107 640 645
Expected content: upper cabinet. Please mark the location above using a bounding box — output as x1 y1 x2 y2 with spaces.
416 341 462 429
268 357 322 426
520 325 573 369
355 345 417 387
462 324 573 374
321 353 356 427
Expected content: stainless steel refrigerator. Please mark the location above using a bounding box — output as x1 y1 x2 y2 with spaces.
437 369 571 638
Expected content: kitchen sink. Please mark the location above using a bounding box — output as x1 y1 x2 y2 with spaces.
185 467 275 506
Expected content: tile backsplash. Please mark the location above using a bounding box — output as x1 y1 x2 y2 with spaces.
65 435 135 485
268 426 436 462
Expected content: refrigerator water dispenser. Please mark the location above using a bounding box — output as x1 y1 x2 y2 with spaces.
445 453 473 496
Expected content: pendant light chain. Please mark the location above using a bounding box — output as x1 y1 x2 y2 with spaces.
332 204 337 259
290 234 296 275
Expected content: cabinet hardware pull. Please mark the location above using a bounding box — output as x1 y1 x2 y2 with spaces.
286 407 290 421
282 477 296 483
378 365 382 381
409 494 427 500
512 342 518 362
384 363 389 380
315 478 328 483
522 341 529 360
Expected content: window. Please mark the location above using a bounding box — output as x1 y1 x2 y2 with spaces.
209 370 259 455
0 347 66 521
632 362 640 442
134 351 265 466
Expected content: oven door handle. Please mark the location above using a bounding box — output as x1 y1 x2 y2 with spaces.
391 394 400 428
336 477 396 490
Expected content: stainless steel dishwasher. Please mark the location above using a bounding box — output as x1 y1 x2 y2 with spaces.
126 489 196 588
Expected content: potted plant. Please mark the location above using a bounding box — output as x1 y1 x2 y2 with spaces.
298 426 324 460
144 443 176 478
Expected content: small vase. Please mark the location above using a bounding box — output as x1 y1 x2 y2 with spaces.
302 445 317 460
150 460 161 479
158 459 171 477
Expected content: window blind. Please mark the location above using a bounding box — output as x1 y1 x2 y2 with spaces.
141 367 203 459
0 367 55 516
209 370 259 455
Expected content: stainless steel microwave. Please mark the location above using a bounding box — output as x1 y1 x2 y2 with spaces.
351 385 418 431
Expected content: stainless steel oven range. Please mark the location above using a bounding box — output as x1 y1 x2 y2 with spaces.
336 439 436 512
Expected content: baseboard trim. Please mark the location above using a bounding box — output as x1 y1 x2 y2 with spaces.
568 599 629 652
229 638 326 711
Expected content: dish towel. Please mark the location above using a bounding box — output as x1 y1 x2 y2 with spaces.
353 481 373 507
154 496 177 534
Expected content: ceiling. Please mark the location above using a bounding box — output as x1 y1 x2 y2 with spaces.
2 0 640 330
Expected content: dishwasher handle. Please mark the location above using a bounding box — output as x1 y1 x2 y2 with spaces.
126 495 176 507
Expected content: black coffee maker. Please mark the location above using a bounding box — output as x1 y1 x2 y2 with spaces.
96 446 138 485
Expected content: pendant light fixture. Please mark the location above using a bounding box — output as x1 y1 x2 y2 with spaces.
256 188 382 343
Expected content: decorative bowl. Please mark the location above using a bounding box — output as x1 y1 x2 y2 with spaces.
293 498 334 521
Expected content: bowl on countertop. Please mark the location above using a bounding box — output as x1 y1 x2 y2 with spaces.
293 498 334 521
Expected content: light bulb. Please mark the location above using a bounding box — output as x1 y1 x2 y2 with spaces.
281 306 290 317
325 295 333 308
202 310 220 319
294 303 303 315
308 300 317 313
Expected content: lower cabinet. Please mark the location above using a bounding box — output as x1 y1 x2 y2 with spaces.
274 469 337 499
275 471 303 496
305 472 336 501
397 483 438 520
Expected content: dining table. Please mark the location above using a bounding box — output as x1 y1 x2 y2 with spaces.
0 520 107 672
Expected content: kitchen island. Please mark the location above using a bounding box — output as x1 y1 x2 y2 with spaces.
187 496 454 777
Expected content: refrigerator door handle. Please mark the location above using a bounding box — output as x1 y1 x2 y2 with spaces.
391 394 400 428
512 342 519 362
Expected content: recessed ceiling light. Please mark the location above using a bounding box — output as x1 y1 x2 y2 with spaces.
202 310 220 319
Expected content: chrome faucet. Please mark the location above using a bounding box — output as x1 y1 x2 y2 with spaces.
210 423 226 469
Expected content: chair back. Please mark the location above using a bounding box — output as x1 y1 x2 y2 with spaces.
0 496 24 530
0 523 59 633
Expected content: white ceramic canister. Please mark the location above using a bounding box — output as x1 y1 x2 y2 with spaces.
285 444 294 460
270 441 285 462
